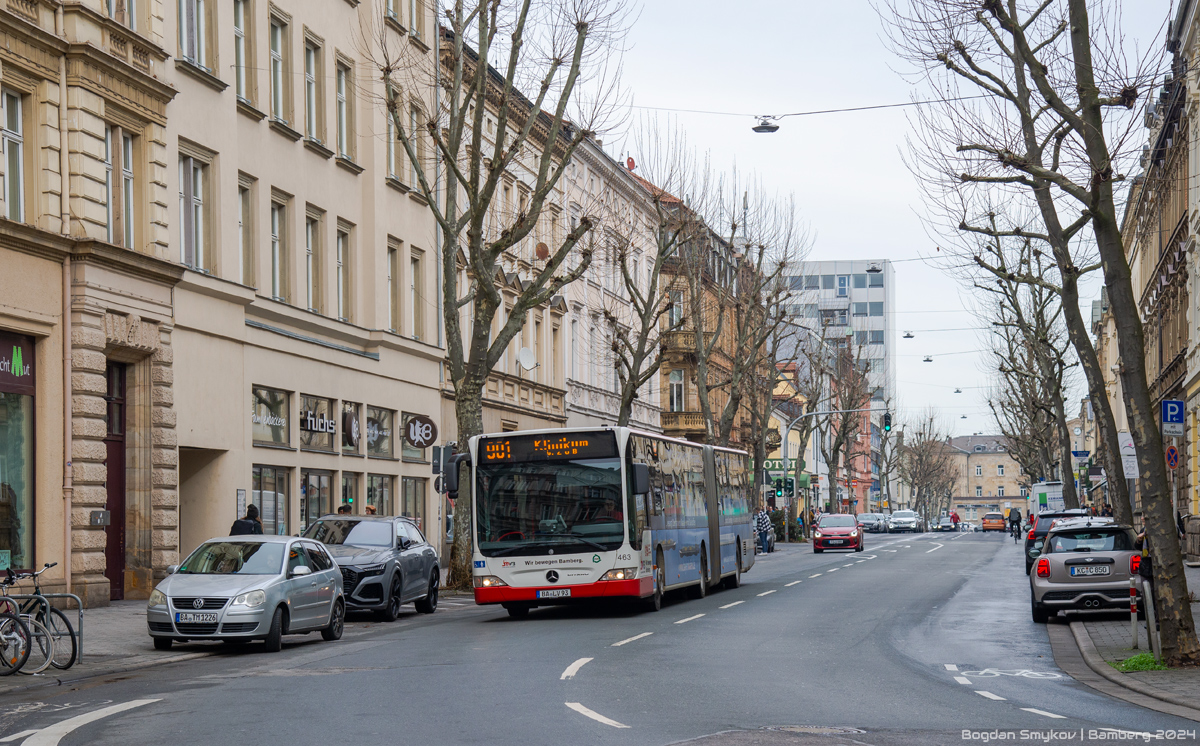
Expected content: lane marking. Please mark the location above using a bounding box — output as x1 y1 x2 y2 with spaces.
842 563 854 567
675 613 706 624
612 632 652 647
944 664 958 671
560 657 593 680
976 691 1006 701
720 601 744 609
566 702 630 729
856 560 866 563
809 573 822 578
954 676 973 685
26 699 161 746
1021 708 1066 719
827 568 839 573
0 731 37 743
785 580 802 586
863 555 877 559
757 590 776 597
926 543 944 553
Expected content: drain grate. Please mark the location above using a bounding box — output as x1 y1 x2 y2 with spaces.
765 726 867 735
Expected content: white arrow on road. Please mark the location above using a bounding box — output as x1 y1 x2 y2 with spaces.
926 543 944 553
26 699 160 746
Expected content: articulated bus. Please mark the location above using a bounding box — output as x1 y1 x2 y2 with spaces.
449 426 754 617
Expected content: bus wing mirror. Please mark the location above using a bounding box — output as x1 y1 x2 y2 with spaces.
446 454 470 499
632 463 651 495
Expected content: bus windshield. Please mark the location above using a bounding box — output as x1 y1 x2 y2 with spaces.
476 457 626 557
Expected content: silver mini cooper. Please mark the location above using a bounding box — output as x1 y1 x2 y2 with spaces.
147 535 345 652
1029 518 1140 623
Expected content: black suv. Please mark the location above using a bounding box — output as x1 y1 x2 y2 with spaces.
1024 508 1090 574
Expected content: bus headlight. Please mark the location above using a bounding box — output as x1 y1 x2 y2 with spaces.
599 568 638 581
473 575 508 588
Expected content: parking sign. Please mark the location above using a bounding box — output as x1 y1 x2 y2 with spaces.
1162 399 1185 437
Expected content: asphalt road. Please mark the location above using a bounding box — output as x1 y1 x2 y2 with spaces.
2 531 1197 746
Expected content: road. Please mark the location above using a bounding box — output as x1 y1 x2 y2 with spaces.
1 532 1196 745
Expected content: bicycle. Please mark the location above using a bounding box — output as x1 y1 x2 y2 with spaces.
14 564 76 669
0 573 40 675
0 571 54 675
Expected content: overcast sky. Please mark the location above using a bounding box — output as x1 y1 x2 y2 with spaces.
613 0 1173 437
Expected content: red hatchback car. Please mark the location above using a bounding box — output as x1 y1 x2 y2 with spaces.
814 514 864 553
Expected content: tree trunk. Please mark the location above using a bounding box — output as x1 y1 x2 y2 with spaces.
446 375 485 590
1065 0 1198 665
1051 391 1079 509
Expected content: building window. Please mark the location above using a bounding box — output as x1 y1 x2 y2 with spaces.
869 330 884 345
410 252 423 340
401 477 426 530
367 474 393 515
105 127 136 248
238 181 253 285
409 105 424 185
304 43 320 141
0 332 34 570
836 275 849 297
387 241 399 331
251 386 290 446
179 155 207 270
2 90 24 223
107 0 138 30
305 215 320 312
401 413 427 461
668 290 683 326
852 302 867 317
570 318 578 380
853 273 867 289
233 0 250 100
855 330 866 346
342 401 361 454
975 464 982 477
299 395 335 452
251 465 288 536
1020 487 1028 497
269 19 288 122
178 0 208 69
386 114 397 178
975 485 982 497
300 470 331 531
367 406 394 458
385 0 398 20
341 472 359 512
869 273 884 288
409 0 425 39
804 275 819 290
997 464 1005 476
869 302 884 317
270 201 287 301
669 370 685 412
336 63 350 158
998 486 1005 497
336 228 350 321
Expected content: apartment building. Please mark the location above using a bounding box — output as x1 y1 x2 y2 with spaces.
948 435 1026 522
164 0 445 579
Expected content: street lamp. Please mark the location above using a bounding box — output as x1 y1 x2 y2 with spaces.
752 116 780 133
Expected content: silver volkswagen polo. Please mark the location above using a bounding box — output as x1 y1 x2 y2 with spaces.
146 535 344 652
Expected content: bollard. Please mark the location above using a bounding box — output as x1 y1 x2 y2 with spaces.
1131 577 1139 650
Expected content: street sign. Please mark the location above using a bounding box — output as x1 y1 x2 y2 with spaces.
1162 399 1185 437
1118 431 1138 478
1167 445 1180 470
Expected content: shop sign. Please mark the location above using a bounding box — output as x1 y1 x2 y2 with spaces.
342 403 361 451
299 396 335 451
0 331 34 396
300 408 336 434
251 386 290 446
404 414 437 449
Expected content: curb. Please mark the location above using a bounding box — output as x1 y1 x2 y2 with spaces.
1070 620 1200 711
0 650 214 697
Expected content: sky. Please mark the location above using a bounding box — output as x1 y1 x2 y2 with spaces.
612 0 1174 437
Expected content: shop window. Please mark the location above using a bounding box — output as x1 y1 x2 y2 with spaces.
251 386 290 446
0 332 34 571
300 469 331 531
251 465 289 535
367 406 394 458
342 401 361 454
401 413 427 461
401 477 426 531
299 395 335 451
367 474 393 515
341 472 359 512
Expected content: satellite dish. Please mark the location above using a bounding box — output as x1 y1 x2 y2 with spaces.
517 347 538 371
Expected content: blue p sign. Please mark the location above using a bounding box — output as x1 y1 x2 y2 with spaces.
1162 400 1185 436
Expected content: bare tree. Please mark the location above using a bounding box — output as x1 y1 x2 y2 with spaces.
819 346 874 514
370 0 630 588
883 0 1197 663
899 409 960 522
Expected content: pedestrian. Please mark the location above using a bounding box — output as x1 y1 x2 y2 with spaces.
755 504 772 554
951 511 960 531
1102 504 1113 517
229 504 263 536
337 503 352 514
365 504 377 515
1178 510 1187 541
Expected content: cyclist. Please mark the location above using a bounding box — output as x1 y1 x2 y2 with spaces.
1008 507 1023 539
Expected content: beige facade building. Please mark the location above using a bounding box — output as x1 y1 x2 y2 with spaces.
948 435 1026 522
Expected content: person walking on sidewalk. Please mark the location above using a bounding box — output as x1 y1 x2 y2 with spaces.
229 504 264 536
756 505 772 554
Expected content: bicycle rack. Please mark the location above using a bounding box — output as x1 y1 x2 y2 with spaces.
3 593 85 665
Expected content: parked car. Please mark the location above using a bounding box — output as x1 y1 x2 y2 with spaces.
1030 518 1140 623
887 510 922 533
858 513 887 533
304 515 440 621
813 514 864 553
980 512 1007 532
1025 508 1092 574
935 516 954 532
147 536 344 652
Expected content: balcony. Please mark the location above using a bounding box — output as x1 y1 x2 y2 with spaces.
661 410 706 436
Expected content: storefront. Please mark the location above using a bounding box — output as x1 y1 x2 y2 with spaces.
0 331 35 572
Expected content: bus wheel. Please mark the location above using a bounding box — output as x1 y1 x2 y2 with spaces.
503 603 530 619
644 552 665 612
724 551 742 590
690 551 707 600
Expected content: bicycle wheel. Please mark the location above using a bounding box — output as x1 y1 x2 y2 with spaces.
44 607 76 669
0 613 30 676
18 617 53 675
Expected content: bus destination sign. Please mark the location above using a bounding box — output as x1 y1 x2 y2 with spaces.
480 432 617 463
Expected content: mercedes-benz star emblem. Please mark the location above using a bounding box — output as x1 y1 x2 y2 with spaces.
192 598 205 609
546 570 559 584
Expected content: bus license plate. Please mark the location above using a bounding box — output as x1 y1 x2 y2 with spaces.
1070 566 1110 576
175 612 218 623
537 589 570 599
828 540 844 545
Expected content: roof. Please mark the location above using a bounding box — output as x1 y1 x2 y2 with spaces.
948 435 1011 454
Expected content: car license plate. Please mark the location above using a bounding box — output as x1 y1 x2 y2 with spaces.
829 540 844 545
1070 566 1111 576
537 589 570 599
175 612 218 623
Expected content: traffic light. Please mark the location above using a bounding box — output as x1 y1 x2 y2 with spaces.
883 412 892 432
784 478 794 497
774 479 783 498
